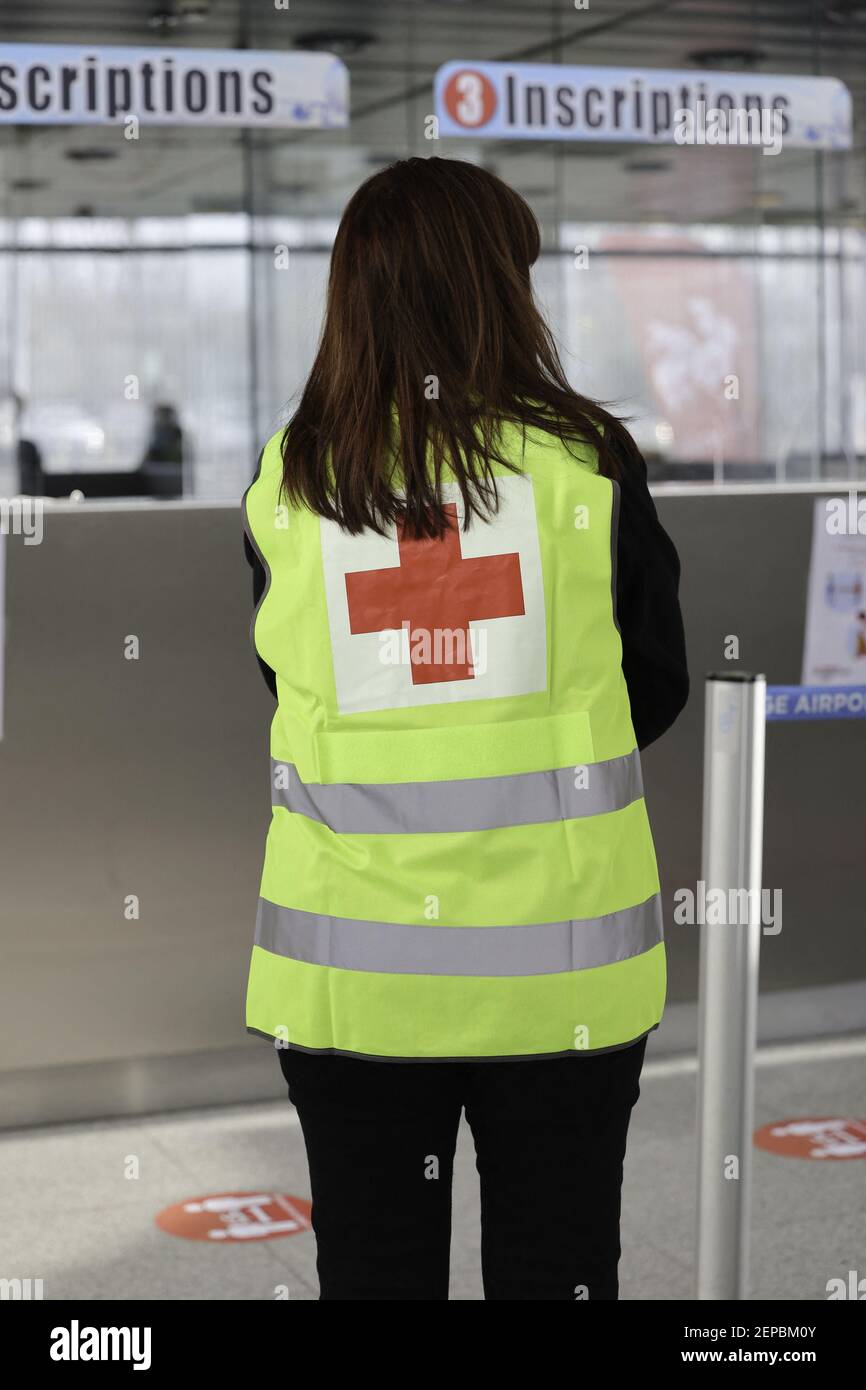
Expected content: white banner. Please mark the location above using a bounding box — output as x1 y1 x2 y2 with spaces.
435 61 851 151
0 43 348 128
802 494 866 686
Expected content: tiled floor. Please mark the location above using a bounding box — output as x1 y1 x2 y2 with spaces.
2 1038 864 1301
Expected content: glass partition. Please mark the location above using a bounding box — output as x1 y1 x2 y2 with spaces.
0 0 861 499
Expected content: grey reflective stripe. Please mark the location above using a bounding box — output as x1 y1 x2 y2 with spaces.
255 892 663 977
271 748 643 834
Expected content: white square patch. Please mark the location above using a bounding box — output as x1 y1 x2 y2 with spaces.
320 475 547 715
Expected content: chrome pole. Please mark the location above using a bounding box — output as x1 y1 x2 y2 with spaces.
695 672 767 1300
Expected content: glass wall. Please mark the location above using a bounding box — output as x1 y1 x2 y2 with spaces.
0 0 862 499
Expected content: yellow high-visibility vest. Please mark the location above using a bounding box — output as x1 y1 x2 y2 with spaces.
243 421 665 1059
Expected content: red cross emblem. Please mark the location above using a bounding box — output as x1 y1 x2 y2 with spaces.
344 504 525 684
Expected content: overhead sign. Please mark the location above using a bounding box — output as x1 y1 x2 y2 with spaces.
435 61 852 150
0 43 348 127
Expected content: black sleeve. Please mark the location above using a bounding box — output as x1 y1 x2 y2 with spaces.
243 461 279 701
614 449 689 750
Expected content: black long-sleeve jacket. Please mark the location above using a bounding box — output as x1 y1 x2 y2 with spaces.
243 448 689 751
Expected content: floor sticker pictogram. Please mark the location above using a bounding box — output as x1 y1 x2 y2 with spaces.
753 1117 866 1160
155 1191 313 1241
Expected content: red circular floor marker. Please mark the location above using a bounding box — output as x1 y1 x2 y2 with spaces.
155 1191 312 1242
753 1116 866 1160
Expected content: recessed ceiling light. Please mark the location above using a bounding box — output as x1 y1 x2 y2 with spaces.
294 30 375 58
148 6 181 30
176 0 211 19
147 1 210 28
687 48 767 68
825 1 866 21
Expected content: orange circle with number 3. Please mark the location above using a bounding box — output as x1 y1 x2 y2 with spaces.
443 69 497 129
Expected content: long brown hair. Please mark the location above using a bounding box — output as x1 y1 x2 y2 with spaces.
281 156 638 537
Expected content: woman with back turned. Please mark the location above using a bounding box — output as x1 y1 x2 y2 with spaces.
242 156 688 1301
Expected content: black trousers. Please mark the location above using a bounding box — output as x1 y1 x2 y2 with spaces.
277 1035 647 1301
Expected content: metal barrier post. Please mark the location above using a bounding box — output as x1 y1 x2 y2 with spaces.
695 672 767 1300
